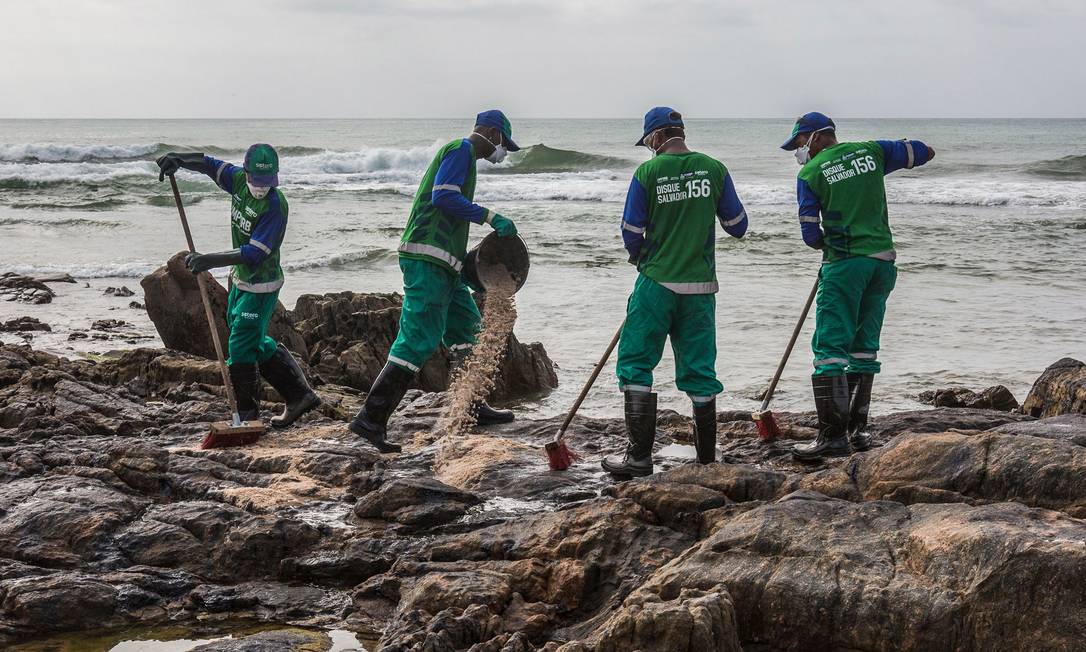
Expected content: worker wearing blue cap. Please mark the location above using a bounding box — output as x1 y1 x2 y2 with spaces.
781 112 936 461
349 110 521 453
602 107 749 477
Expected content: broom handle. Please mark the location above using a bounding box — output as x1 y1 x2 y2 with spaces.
168 174 241 421
758 275 820 412
554 321 624 442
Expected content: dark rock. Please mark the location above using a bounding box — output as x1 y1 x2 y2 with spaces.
0 273 54 304
918 385 1019 411
191 629 331 652
291 290 557 401
140 252 307 361
1021 357 1086 418
354 477 481 527
636 493 1086 651
128 300 145 310
103 286 135 297
989 413 1086 446
92 319 128 331
564 585 741 652
867 407 1032 438
0 317 51 333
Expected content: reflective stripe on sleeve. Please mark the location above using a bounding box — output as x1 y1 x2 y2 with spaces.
799 214 820 223
249 239 271 254
721 210 746 227
215 162 228 187
905 140 915 169
622 221 645 234
397 242 464 272
485 210 494 225
433 184 461 192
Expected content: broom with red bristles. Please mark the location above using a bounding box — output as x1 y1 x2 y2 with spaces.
752 276 820 441
546 322 624 470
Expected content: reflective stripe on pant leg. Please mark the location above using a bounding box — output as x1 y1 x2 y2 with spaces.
671 292 723 400
388 258 455 372
616 275 673 393
812 259 866 377
227 288 279 365
442 279 481 350
847 260 896 375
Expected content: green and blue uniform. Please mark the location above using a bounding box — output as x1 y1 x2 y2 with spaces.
797 139 930 376
387 139 498 372
196 155 288 365
617 151 747 403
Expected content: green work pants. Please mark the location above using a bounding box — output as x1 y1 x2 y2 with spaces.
812 257 897 376
616 274 722 403
387 257 481 373
226 286 279 365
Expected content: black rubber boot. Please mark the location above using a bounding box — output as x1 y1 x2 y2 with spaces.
472 401 515 425
693 399 717 464
348 362 414 453
847 373 874 452
228 362 262 423
792 375 852 461
260 344 322 429
602 391 657 477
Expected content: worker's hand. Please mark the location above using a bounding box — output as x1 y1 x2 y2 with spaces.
156 153 183 182
627 250 640 266
185 252 212 274
927 146 936 161
490 214 518 238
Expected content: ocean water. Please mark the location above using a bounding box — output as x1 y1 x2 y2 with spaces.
1 119 1084 419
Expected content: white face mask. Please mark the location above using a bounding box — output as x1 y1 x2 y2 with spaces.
247 181 271 199
795 128 830 166
476 131 508 164
644 130 683 157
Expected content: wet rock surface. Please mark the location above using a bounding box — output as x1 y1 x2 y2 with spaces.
917 384 1019 411
2 342 1085 651
0 274 56 305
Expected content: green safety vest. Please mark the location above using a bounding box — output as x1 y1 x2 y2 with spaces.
227 170 287 293
799 141 895 263
634 151 730 294
398 139 477 274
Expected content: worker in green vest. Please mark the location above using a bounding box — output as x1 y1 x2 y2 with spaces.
602 107 749 477
349 111 520 453
781 112 935 460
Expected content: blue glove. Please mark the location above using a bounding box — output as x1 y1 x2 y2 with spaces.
490 214 517 238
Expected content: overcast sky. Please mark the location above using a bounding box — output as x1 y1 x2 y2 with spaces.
2 0 1083 119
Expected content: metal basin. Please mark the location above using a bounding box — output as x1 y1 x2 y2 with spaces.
462 233 530 294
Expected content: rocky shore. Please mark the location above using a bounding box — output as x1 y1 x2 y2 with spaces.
1 262 1086 650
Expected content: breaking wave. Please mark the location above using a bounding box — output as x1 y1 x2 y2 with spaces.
486 144 633 174
1023 154 1086 180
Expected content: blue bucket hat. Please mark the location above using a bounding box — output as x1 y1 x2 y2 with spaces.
475 110 520 152
636 107 684 146
781 112 836 150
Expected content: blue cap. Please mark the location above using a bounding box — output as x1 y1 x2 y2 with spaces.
475 110 520 152
636 107 684 146
781 112 836 150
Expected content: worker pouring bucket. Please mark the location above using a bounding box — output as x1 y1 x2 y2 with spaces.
463 232 530 294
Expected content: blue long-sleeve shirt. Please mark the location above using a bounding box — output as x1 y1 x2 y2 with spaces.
197 155 287 266
797 139 931 248
430 139 492 224
621 171 747 260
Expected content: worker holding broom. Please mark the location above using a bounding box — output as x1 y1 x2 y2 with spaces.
155 145 321 429
347 110 520 453
780 112 935 460
601 107 749 477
